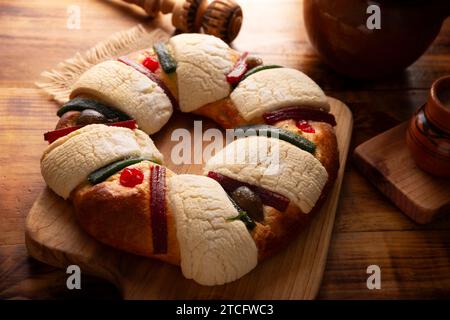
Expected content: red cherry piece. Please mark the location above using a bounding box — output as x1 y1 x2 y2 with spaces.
226 62 248 85
296 120 315 133
120 168 144 187
226 52 249 85
142 56 159 72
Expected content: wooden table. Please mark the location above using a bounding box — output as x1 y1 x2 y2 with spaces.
1 0 450 300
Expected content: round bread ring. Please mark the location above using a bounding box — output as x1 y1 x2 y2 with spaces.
42 34 340 285
70 121 338 264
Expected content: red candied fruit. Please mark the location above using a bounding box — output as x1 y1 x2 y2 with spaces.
296 120 315 133
226 52 249 85
142 56 159 72
120 168 144 187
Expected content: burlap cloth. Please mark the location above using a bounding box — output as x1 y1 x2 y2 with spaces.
36 25 170 104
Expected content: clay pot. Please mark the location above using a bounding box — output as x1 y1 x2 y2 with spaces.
406 76 450 178
303 0 450 78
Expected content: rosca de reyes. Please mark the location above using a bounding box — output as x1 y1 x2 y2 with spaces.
40 33 339 286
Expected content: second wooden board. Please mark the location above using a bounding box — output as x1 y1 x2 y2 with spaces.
354 122 450 224
25 97 352 299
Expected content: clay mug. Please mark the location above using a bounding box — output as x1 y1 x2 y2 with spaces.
303 0 450 78
406 75 450 178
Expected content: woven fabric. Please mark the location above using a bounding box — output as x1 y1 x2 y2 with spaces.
36 25 170 104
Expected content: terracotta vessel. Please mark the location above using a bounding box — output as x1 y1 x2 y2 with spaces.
303 0 450 78
406 76 450 178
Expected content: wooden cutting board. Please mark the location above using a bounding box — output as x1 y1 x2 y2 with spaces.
354 122 450 224
25 97 352 300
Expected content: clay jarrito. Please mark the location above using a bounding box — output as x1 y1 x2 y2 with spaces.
303 0 450 78
406 75 450 178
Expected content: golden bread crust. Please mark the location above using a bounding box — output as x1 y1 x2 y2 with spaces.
251 121 339 261
72 161 180 265
194 97 262 129
53 43 339 271
69 117 338 265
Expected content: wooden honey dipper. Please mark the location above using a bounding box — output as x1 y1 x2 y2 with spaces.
122 0 243 43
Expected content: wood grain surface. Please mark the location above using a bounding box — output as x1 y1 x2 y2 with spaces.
25 98 352 300
1 0 450 299
354 122 450 224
